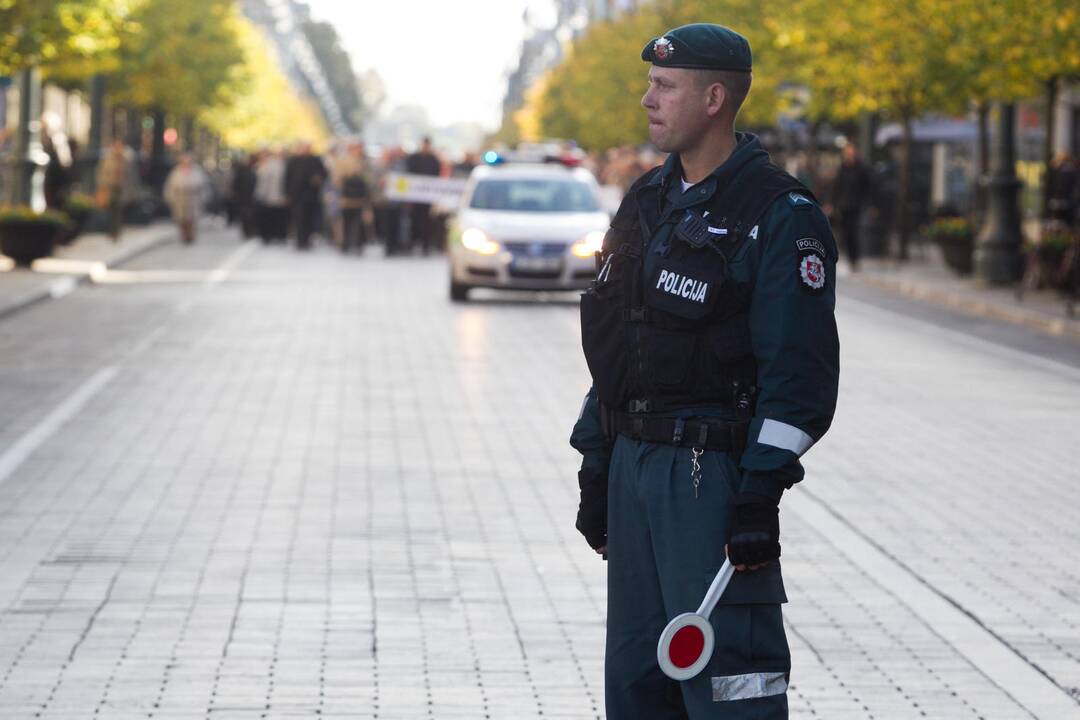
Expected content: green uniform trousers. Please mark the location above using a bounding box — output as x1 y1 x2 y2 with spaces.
606 435 790 719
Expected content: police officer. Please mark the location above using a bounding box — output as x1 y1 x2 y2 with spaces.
570 23 839 719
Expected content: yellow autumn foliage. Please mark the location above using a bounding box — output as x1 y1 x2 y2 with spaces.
199 16 329 150
520 0 1079 151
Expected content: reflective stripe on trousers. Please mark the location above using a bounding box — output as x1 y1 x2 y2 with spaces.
712 672 789 702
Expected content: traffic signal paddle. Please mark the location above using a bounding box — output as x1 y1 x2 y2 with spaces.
656 558 734 681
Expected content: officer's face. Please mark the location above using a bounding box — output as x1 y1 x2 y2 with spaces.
641 67 710 153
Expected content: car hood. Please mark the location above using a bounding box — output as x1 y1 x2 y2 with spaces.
458 209 610 242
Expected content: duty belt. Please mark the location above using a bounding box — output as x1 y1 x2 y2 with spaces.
611 412 749 453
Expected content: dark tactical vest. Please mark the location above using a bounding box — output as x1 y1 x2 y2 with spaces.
581 157 812 416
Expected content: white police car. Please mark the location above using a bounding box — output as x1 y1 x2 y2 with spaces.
447 161 610 301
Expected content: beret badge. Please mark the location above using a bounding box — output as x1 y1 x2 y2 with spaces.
653 37 674 61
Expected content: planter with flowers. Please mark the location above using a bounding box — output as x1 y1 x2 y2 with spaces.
925 216 974 276
0 207 68 266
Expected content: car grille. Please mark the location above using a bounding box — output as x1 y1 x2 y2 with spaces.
508 267 562 280
502 241 566 257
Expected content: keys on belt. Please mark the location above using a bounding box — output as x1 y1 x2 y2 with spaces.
611 412 748 452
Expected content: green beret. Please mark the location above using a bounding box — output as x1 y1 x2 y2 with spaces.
641 23 752 72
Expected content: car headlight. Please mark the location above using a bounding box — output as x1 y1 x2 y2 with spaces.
461 228 500 255
571 230 606 259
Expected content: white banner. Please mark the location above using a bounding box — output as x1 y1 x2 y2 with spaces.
384 173 468 207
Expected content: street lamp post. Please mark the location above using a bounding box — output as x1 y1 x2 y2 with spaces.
974 102 1023 285
82 74 106 193
14 67 42 207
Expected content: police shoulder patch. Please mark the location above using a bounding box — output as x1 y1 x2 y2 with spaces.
787 192 814 208
796 237 827 256
796 237 826 293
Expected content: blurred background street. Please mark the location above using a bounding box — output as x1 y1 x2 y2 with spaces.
2 0 1080 718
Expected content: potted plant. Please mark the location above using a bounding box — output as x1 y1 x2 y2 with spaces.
0 207 68 266
1028 225 1076 290
59 193 95 245
925 216 974 275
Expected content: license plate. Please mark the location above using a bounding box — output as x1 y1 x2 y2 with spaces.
511 257 561 272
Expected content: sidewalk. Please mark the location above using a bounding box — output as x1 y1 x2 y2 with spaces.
0 223 175 320
844 244 1080 340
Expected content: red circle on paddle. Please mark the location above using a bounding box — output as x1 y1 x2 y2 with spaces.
668 625 705 668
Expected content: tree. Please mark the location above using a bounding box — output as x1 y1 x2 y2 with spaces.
300 20 363 133
0 0 127 77
109 0 244 118
527 1 805 150
774 0 964 258
534 9 664 150
200 16 329 150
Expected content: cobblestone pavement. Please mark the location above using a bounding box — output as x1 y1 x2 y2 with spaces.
0 226 1078 719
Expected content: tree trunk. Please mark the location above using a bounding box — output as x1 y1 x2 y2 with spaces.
974 102 990 224
858 113 877 164
1041 75 1058 220
125 107 142 153
896 115 913 261
149 108 167 198
181 116 196 154
82 74 106 192
805 118 822 194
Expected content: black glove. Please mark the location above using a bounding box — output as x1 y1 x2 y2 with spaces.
575 468 608 550
727 492 780 566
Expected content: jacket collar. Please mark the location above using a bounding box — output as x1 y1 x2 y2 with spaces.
647 132 769 191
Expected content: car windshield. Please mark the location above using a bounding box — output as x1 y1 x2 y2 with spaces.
469 178 599 212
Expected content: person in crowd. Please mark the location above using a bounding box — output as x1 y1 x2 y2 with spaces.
163 152 210 245
254 148 290 244
452 152 479 178
1047 151 1078 228
332 141 371 254
43 134 71 211
285 141 328 250
231 152 258 238
404 136 442 255
95 137 133 241
826 141 874 271
375 146 407 256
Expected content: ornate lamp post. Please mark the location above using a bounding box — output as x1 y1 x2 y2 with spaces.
974 102 1023 285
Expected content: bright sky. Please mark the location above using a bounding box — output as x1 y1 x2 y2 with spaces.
305 0 558 130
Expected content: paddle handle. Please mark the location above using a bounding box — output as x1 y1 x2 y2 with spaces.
696 559 735 618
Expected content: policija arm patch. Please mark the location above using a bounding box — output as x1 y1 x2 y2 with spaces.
796 238 827 294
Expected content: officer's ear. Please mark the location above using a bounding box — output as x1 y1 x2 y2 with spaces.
705 82 727 118
697 72 727 118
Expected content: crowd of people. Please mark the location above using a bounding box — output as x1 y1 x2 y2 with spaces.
32 122 470 255
222 136 465 256
30 123 1080 267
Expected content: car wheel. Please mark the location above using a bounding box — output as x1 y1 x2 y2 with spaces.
450 279 470 302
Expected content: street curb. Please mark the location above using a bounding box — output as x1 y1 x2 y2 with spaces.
0 228 176 322
850 272 1080 341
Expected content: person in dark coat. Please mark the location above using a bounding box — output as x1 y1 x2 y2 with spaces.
1047 152 1078 228
231 153 258 238
572 24 839 718
404 137 441 255
285 142 328 250
43 135 71 211
827 142 874 270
